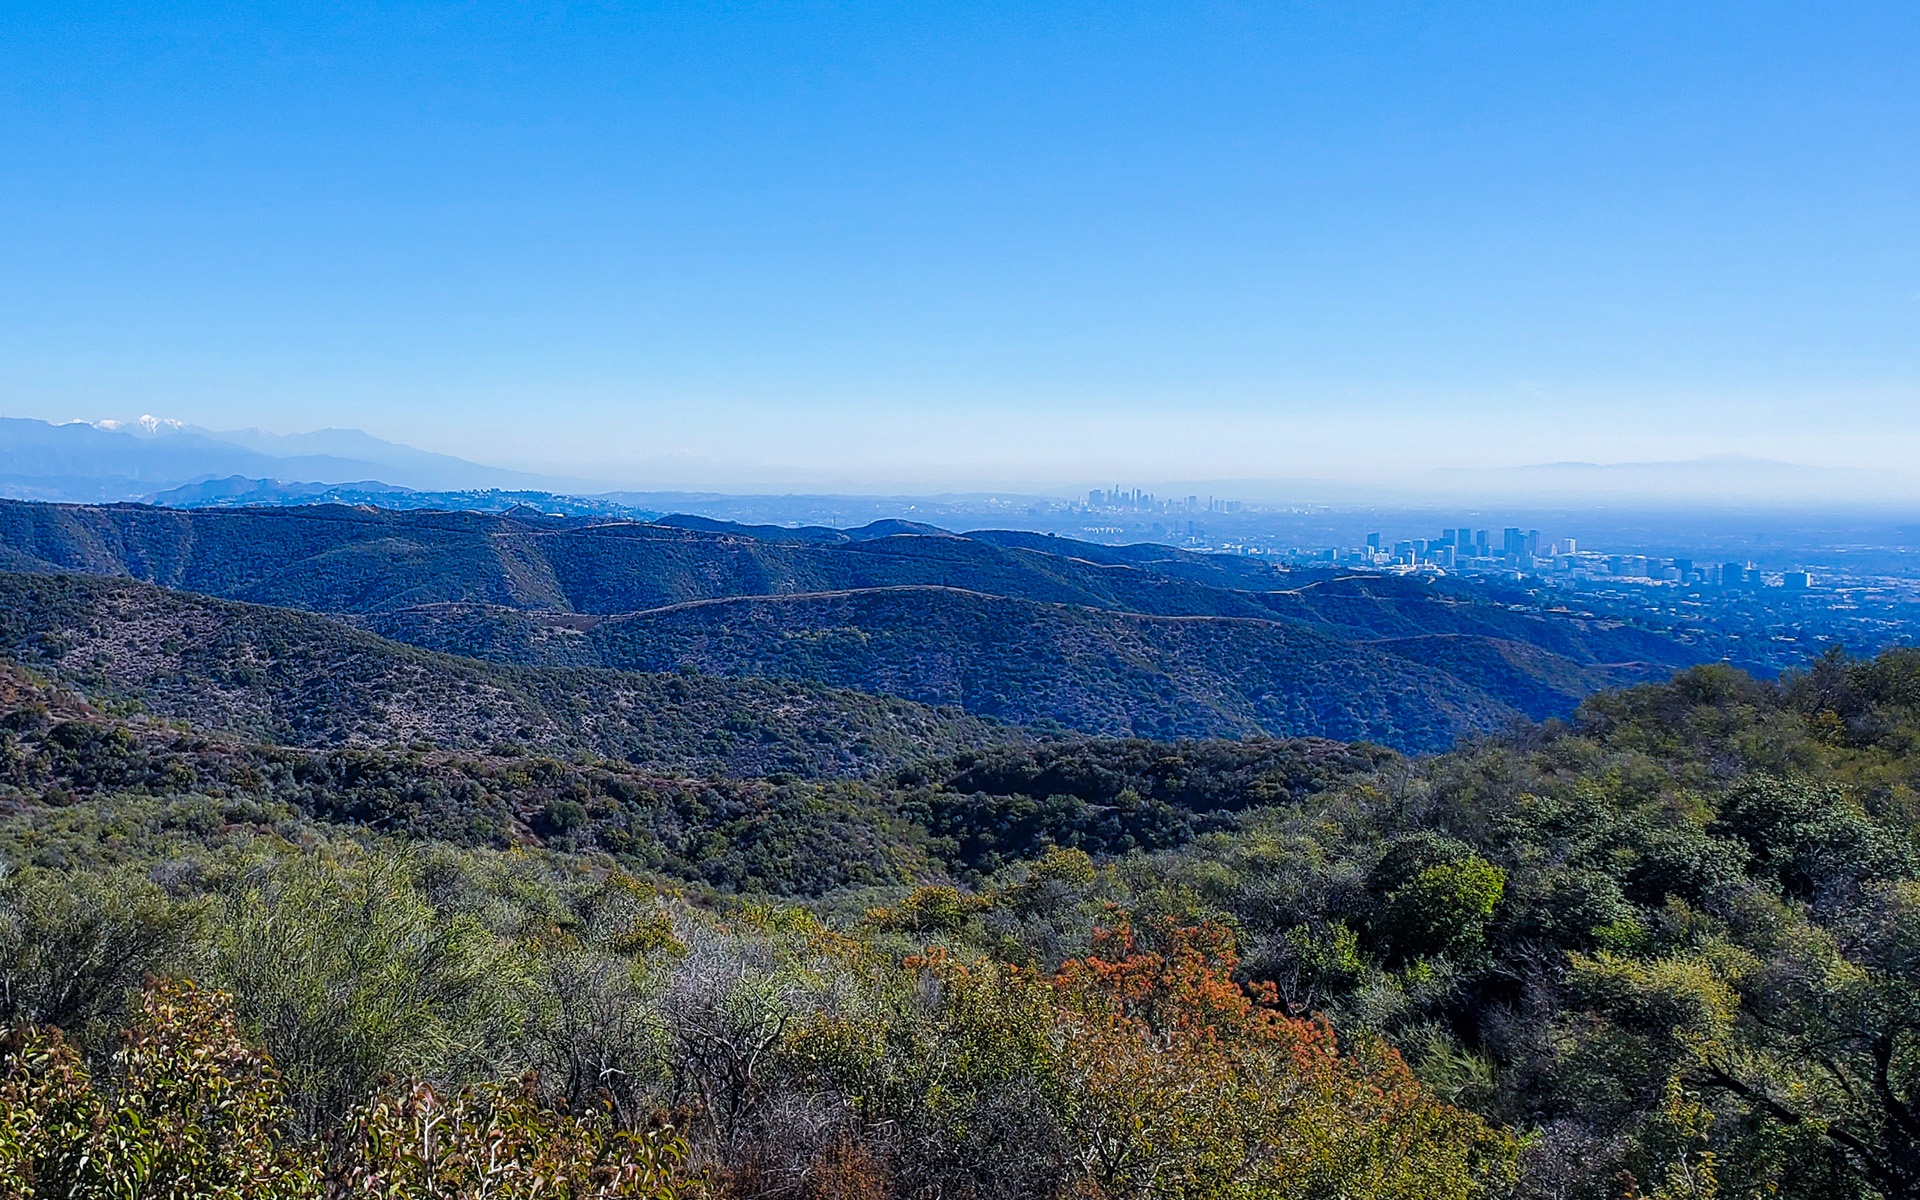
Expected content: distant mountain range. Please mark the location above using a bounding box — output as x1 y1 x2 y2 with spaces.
0 415 575 501
0 498 1704 751
147 475 665 519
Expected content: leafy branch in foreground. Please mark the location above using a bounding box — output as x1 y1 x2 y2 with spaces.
0 979 704 1200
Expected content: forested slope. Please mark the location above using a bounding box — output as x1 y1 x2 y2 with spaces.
0 660 1382 891
368 588 1603 749
0 572 1008 776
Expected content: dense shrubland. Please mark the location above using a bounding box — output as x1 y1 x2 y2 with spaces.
0 665 1380 893
4 647 1920 1196
0 839 1511 1197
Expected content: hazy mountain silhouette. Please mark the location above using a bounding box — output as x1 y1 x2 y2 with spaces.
0 416 566 500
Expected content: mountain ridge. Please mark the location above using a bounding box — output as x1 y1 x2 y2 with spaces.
0 416 570 499
0 497 1707 749
362 588 1596 748
0 570 1011 776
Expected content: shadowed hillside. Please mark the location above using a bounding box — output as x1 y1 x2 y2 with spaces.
0 572 1010 776
366 588 1655 750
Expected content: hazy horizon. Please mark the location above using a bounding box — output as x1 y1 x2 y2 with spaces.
11 410 1920 510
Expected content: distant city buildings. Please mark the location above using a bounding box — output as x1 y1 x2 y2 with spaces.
1084 487 1238 515
1294 520 1820 595
1068 493 1822 594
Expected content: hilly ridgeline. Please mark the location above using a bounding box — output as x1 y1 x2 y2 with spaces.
0 499 1703 750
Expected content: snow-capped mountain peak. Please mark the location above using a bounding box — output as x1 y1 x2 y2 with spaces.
93 414 192 437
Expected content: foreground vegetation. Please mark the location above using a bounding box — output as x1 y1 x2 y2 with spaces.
5 645 1920 1197
0 844 1510 1197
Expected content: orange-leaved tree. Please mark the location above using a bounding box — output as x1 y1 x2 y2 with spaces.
1050 917 1516 1200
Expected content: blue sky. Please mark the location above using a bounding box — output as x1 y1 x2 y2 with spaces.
1 2 1915 488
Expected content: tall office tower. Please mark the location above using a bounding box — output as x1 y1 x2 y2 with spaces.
1565 538 1577 553
1526 529 1540 556
1721 561 1747 588
1089 490 1105 507
1455 527 1472 551
1474 530 1490 557
1502 527 1524 555
1366 532 1382 551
